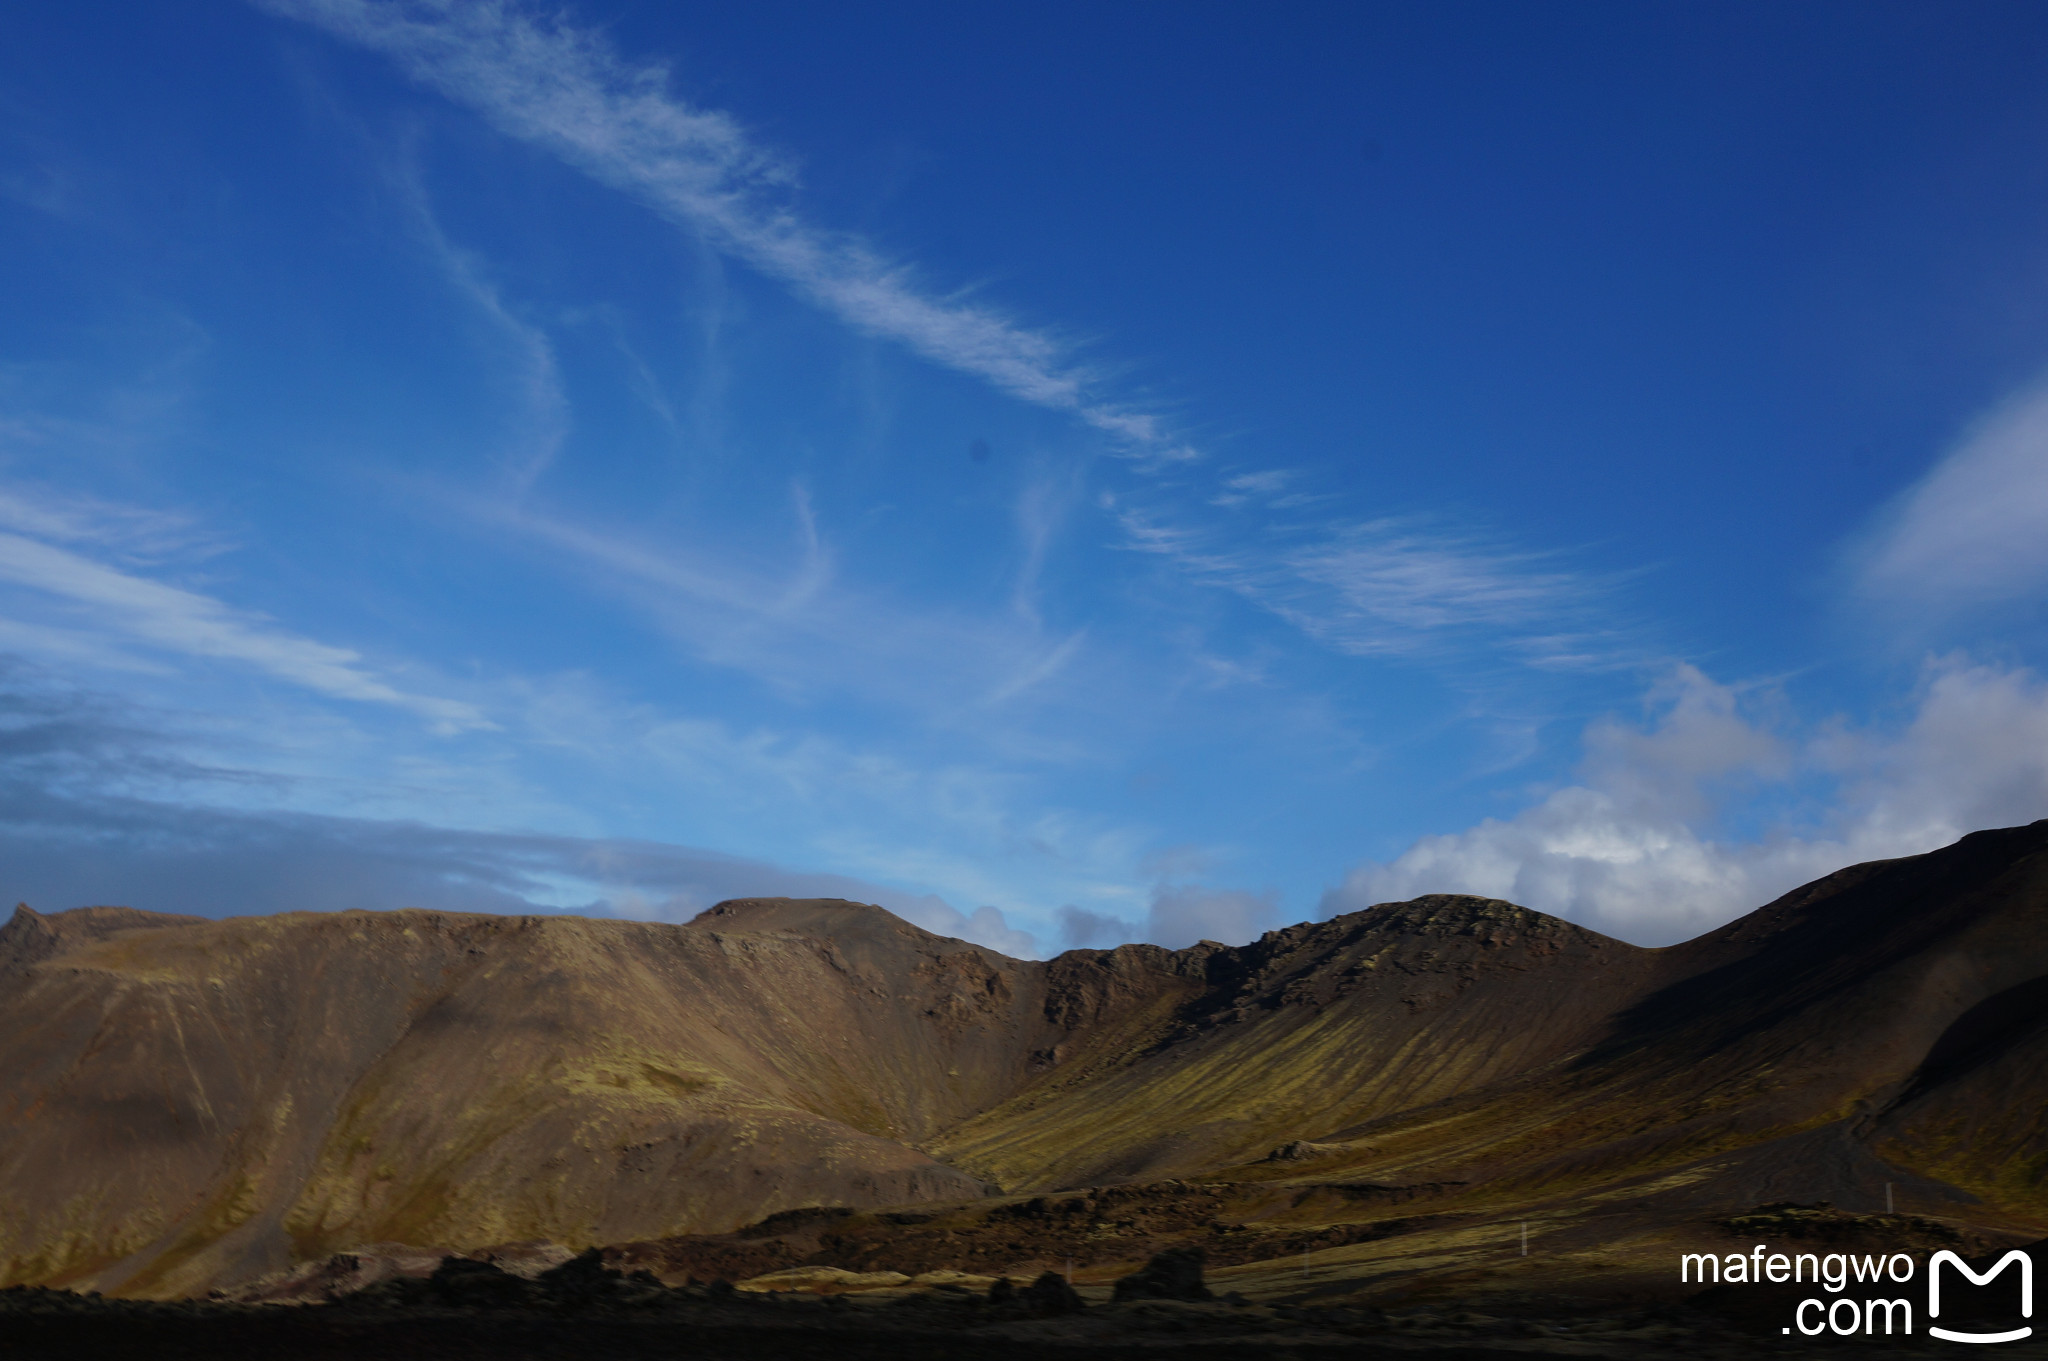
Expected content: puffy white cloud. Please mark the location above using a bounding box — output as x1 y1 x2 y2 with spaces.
1825 659 2048 850
1145 883 1279 949
949 905 1040 959
1054 881 1278 952
1057 904 1134 950
1322 660 2048 945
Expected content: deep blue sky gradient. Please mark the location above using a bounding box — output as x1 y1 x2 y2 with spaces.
4 1 2048 951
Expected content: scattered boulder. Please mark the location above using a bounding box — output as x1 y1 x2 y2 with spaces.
535 1248 625 1304
1112 1247 1212 1302
429 1256 530 1308
1018 1271 1085 1316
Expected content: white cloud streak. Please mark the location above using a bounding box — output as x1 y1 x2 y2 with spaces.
1855 376 2048 615
1119 507 1619 665
397 178 570 490
0 790 1043 954
0 668 1057 954
493 666 1153 938
0 487 219 562
1323 659 2048 944
0 524 487 731
257 1 1635 676
254 0 1167 449
478 495 1095 728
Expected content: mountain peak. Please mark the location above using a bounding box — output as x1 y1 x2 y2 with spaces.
689 897 1024 963
1319 892 1631 951
690 896 898 931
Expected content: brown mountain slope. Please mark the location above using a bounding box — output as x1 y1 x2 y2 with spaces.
3 821 2045 1302
0 900 1086 1297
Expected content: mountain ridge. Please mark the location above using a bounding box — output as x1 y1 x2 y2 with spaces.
2 821 2044 1299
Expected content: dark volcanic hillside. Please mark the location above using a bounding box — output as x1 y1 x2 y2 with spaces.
3 822 2046 1302
937 896 1664 1189
1261 820 2048 1208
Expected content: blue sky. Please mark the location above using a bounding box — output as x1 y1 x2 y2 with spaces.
5 1 2048 954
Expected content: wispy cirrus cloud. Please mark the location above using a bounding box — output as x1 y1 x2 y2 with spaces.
257 0 1624 676
395 173 570 491
253 0 1173 452
1852 374 2048 618
0 484 225 564
0 784 1045 953
483 668 1155 944
479 494 1092 725
0 498 488 731
0 670 1049 954
1210 468 1296 508
1117 505 1623 666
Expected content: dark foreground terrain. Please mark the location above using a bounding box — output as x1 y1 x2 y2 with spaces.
6 1239 2046 1360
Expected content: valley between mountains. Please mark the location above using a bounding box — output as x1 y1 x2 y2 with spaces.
2 822 2045 1314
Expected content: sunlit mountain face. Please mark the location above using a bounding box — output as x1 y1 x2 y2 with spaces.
4 4 2048 959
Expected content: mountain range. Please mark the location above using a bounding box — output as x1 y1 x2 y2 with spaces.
2 821 2044 1301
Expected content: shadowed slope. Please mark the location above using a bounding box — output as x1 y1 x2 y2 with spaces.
1227 822 2048 1206
1874 973 2048 1215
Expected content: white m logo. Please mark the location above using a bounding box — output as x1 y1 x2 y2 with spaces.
1928 1249 2033 1344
